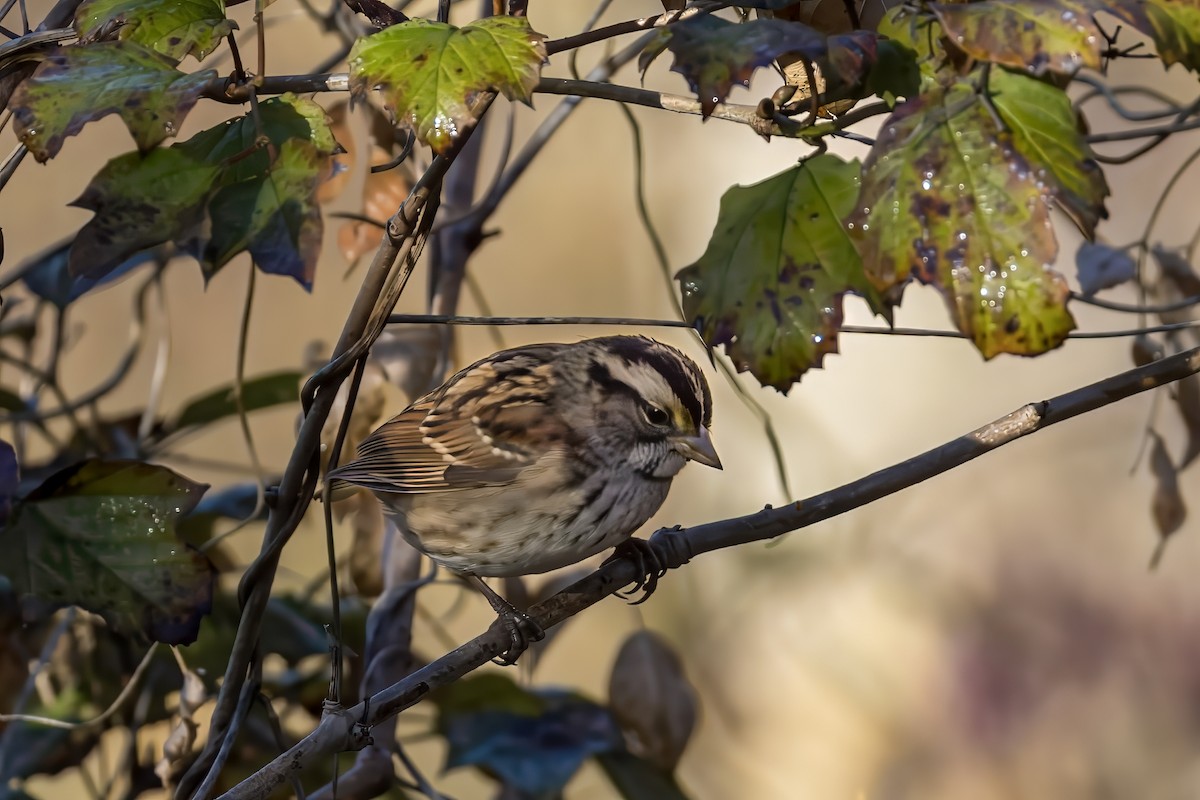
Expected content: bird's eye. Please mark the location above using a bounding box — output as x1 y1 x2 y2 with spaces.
642 404 670 427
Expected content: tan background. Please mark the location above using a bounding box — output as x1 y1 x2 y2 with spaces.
7 0 1200 797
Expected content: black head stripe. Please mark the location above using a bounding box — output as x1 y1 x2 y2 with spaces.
597 336 710 429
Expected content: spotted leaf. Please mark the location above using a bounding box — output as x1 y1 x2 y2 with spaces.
662 15 826 116
70 94 336 288
1 460 214 644
75 0 236 62
851 82 1075 358
10 40 214 161
988 68 1108 237
1109 0 1200 73
349 16 546 153
679 154 886 391
932 0 1103 75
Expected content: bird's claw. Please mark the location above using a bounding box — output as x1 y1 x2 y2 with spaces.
490 607 545 666
606 537 669 605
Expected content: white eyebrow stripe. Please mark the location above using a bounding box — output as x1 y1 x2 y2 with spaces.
605 358 677 407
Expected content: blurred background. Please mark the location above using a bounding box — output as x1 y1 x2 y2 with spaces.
5 0 1200 797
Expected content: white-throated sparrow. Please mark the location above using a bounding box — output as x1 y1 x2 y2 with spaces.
328 335 720 661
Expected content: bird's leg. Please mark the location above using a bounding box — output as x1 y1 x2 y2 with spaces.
467 575 545 665
605 536 668 605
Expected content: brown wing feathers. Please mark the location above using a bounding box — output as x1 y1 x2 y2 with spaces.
327 351 565 493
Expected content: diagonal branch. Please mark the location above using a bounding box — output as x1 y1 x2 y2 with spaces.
220 343 1200 800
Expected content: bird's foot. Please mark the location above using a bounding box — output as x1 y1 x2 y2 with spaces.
489 605 545 666
606 536 668 605
469 575 545 665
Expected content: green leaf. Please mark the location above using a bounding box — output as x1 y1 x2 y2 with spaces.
877 6 953 89
988 68 1108 237
931 1 1102 75
678 154 884 392
434 673 544 718
10 41 215 161
1109 0 1200 73
350 16 546 153
597 751 691 800
69 94 336 287
203 139 326 283
70 146 220 279
663 16 825 116
865 39 921 103
2 460 214 644
75 0 236 62
170 370 301 430
850 82 1076 359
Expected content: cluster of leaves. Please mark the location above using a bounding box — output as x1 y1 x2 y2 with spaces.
2 0 1200 796
433 630 696 798
671 0 1198 391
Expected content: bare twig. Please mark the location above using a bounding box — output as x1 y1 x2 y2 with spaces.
0 643 160 730
382 313 1200 341
222 344 1200 800
175 93 498 800
535 77 800 137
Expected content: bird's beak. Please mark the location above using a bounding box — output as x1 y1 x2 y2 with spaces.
673 426 722 469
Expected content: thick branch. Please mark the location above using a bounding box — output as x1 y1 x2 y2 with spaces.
221 344 1200 800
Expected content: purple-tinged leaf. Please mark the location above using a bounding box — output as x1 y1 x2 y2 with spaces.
665 16 825 116
1075 243 1135 296
10 41 214 161
851 81 1075 358
20 240 158 308
70 94 336 288
932 1 1103 75
435 674 622 794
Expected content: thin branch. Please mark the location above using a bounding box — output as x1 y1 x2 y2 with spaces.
0 608 74 777
175 93 498 800
382 313 1200 341
535 77 800 137
1086 112 1200 143
0 643 160 730
544 6 699 55
0 143 27 194
1070 289 1200 315
221 343 1200 800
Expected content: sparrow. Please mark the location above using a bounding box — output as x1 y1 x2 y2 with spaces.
328 335 720 661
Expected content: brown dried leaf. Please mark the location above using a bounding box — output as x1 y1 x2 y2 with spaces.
608 630 697 772
156 647 206 788
1149 431 1186 568
338 146 410 263
1174 375 1200 468
1131 334 1161 367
